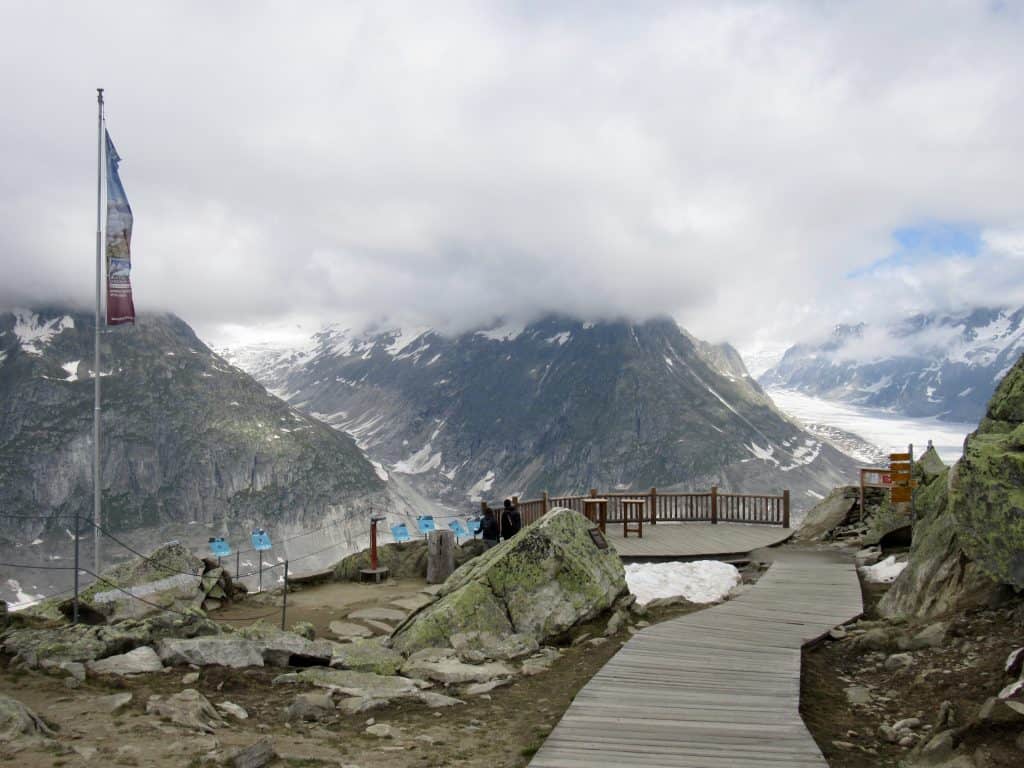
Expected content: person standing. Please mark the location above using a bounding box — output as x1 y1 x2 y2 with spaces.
480 505 500 549
500 498 521 540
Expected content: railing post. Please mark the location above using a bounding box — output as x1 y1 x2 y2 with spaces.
782 489 791 528
649 487 657 525
281 560 289 630
711 486 718 525
599 502 606 534
542 491 549 515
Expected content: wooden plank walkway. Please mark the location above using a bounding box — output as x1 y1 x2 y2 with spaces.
530 551 862 768
606 522 793 559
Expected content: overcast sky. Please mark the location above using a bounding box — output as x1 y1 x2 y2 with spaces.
2 1 1023 353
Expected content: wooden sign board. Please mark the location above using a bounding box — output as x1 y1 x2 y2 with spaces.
861 470 891 487
588 529 609 550
889 453 911 461
891 487 913 503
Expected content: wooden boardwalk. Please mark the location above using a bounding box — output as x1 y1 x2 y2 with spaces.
606 522 793 559
530 551 862 768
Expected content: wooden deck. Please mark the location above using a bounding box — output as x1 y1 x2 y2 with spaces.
530 551 863 767
606 522 793 559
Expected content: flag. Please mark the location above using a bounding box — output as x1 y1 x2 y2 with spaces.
105 130 135 325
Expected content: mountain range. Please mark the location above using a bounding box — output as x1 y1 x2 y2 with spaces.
760 306 1024 424
224 315 859 514
0 308 432 606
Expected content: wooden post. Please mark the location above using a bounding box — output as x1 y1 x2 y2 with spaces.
598 501 607 534
649 487 657 525
427 529 456 584
542 491 549 515
782 489 791 528
710 486 718 525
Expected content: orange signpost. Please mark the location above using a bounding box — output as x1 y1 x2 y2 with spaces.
859 445 917 516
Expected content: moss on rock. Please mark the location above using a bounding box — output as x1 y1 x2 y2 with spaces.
390 508 626 655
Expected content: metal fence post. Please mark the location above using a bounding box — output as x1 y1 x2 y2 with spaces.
72 513 80 624
782 489 791 528
281 560 289 630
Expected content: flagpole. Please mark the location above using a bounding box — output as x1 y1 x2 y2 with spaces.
94 88 104 576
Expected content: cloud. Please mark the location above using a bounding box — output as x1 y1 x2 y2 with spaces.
1 1 1023 349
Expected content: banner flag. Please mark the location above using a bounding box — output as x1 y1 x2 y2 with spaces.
104 130 135 325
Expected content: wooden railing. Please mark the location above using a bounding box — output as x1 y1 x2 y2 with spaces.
507 487 790 529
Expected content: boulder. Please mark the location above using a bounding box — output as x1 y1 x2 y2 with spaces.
272 668 421 699
286 692 335 722
401 656 515 685
329 620 374 640
146 689 225 733
348 607 408 624
450 631 538 662
365 723 399 739
0 695 54 744
334 538 486 582
2 611 218 666
390 508 626 655
236 625 340 666
94 692 134 714
87 645 164 675
227 738 276 768
329 639 404 675
882 356 1024 618
797 487 859 540
157 637 264 668
216 701 249 720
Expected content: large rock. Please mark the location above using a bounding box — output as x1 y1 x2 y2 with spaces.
329 638 404 675
236 624 341 666
79 541 205 621
87 645 164 675
145 689 225 733
797 486 859 540
333 539 487 581
272 668 421 698
0 695 54 744
156 637 265 668
879 358 1024 618
1 611 218 666
390 508 626 655
949 355 1024 589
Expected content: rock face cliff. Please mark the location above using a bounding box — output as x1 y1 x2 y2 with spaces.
0 308 384 542
879 351 1024 618
225 316 858 513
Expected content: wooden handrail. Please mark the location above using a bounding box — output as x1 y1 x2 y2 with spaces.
513 487 791 528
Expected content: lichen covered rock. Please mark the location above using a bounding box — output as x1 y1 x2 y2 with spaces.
390 508 626 655
949 356 1024 589
880 354 1024 618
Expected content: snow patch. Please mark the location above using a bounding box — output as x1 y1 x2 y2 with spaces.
806 489 825 499
370 461 390 482
476 322 525 342
6 578 44 609
624 561 740 605
860 555 908 583
62 360 80 381
12 310 74 355
467 470 496 501
394 442 443 474
546 331 572 346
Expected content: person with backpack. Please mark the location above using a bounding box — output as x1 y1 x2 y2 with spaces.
500 498 521 540
480 505 500 549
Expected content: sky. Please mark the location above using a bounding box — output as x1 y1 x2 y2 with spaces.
2 1 1024 355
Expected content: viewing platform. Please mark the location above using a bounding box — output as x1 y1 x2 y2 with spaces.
512 487 793 560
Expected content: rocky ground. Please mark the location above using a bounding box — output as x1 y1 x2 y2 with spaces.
803 575 1024 767
0 577 701 768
